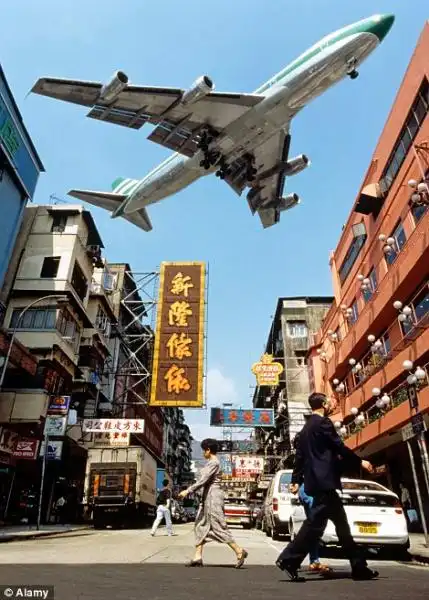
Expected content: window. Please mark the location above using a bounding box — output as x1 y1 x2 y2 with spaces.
381 331 391 356
362 267 378 303
71 261 88 301
10 307 57 330
51 214 67 233
334 326 342 342
339 231 367 284
287 321 308 338
278 472 292 492
400 283 429 336
385 222 407 266
294 351 307 367
40 256 61 278
349 299 359 325
95 306 110 336
411 202 428 224
378 78 429 202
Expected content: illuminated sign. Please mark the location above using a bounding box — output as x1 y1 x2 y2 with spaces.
251 353 284 386
150 262 206 407
210 408 275 428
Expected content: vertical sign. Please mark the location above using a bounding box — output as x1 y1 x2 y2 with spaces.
150 262 206 407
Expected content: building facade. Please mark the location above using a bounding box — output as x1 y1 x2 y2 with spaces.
0 64 44 314
308 22 429 529
253 296 333 472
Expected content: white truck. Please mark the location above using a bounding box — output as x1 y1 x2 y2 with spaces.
83 446 157 529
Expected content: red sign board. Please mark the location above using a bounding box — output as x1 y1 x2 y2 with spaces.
13 438 40 460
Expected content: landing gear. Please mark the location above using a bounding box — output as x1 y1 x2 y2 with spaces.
346 57 359 80
198 126 221 170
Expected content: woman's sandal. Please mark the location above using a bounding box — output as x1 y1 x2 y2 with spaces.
235 549 248 569
185 559 203 567
309 562 332 573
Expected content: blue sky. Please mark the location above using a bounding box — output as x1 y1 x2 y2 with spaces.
2 1 427 440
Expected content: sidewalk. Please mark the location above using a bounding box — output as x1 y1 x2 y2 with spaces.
409 533 429 563
0 524 90 543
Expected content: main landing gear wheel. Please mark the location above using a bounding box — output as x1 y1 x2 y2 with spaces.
349 69 359 80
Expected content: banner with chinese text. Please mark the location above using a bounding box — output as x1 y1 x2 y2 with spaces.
232 455 264 478
150 262 206 407
82 419 145 434
210 408 274 428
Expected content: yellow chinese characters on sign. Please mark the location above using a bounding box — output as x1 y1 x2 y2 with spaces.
251 353 284 386
150 262 206 407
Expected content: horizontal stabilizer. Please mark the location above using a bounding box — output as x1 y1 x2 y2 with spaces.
68 189 126 212
122 208 153 232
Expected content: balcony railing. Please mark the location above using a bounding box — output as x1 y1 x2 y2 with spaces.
341 359 429 439
329 209 429 347
335 279 429 395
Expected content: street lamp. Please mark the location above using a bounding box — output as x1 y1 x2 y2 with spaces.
0 294 68 390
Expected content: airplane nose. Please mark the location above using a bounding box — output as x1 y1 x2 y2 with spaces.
369 14 395 42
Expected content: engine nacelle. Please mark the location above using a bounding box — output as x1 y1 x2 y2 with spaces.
181 75 214 106
284 154 310 177
99 71 129 104
278 193 301 212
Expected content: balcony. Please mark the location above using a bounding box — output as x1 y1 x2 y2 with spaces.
0 389 49 422
328 211 429 380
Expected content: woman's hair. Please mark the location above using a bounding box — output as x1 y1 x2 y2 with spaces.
201 438 218 455
162 479 169 487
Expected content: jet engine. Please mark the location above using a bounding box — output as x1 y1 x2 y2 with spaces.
278 193 301 212
284 154 310 177
181 75 214 105
98 71 129 104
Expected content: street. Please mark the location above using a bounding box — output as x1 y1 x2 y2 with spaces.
0 525 427 599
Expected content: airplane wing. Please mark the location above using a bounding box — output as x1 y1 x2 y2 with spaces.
31 76 264 157
222 129 295 228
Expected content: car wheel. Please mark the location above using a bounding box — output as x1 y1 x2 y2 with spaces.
272 528 281 541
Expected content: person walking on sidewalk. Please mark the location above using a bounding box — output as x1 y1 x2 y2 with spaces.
276 392 378 582
179 438 248 568
293 423 332 574
151 479 174 537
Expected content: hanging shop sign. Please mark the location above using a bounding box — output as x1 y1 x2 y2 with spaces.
150 262 206 407
82 418 145 434
232 455 264 478
13 438 40 460
210 408 275 428
44 415 67 437
0 428 18 454
93 432 131 446
39 440 63 461
251 353 284 386
47 395 71 415
219 454 233 476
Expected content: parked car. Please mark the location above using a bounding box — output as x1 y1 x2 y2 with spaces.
262 469 293 540
290 478 410 558
224 496 252 529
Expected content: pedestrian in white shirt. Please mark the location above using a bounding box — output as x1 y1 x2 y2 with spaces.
151 479 174 536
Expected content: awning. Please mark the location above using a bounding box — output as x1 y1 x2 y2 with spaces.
354 183 384 216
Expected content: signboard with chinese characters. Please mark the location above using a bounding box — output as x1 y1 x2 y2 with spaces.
44 416 67 437
210 408 275 428
93 432 130 446
48 395 71 415
82 419 145 434
219 453 233 476
232 455 264 478
39 440 63 461
13 439 39 460
251 353 284 386
150 262 206 407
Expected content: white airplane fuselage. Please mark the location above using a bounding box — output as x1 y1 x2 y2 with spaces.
116 16 391 218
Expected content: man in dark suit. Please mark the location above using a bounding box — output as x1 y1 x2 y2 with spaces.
276 392 378 581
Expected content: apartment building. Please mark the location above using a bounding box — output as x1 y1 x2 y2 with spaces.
253 296 332 472
308 22 429 528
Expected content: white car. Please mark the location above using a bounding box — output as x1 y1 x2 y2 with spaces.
290 479 409 558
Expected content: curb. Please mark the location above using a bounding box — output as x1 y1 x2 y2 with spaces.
0 526 92 543
411 553 429 566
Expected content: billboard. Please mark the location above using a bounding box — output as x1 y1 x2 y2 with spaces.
13 439 39 460
93 432 130 446
251 353 284 386
82 419 144 434
210 408 274 428
48 395 71 415
232 455 264 478
150 262 206 407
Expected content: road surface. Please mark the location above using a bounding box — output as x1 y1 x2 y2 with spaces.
0 524 427 599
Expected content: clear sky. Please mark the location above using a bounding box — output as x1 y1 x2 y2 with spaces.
2 1 427 441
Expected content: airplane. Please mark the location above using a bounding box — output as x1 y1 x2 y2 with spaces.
31 13 394 232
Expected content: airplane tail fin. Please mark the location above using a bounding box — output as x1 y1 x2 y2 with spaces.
68 177 153 232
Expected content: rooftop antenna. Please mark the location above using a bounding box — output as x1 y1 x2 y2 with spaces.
49 194 68 205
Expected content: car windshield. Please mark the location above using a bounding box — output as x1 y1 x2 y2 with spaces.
340 492 398 507
342 481 386 491
278 472 292 492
